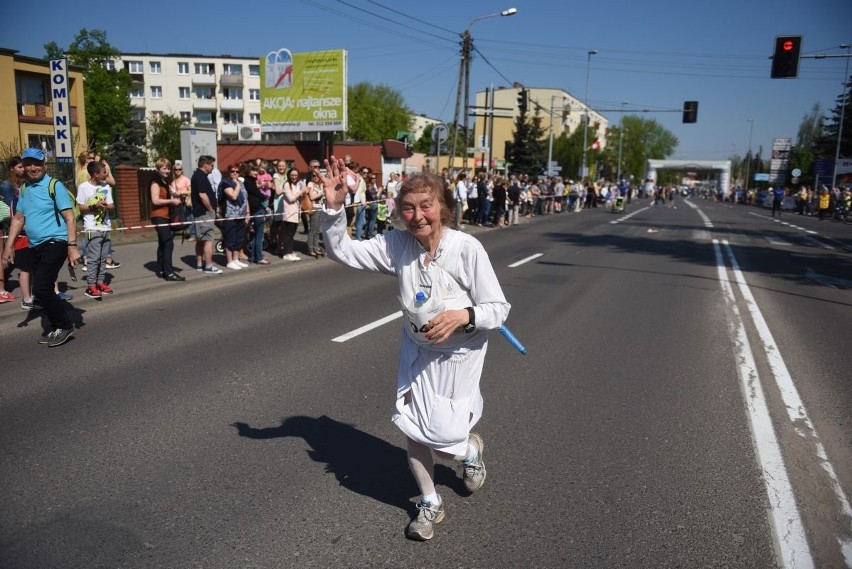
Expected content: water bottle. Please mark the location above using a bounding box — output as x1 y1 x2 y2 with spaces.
405 290 443 340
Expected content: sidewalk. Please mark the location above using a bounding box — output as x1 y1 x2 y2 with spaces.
0 217 514 324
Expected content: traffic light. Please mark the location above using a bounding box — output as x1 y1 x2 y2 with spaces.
504 140 515 158
770 35 802 78
517 89 527 114
682 100 698 124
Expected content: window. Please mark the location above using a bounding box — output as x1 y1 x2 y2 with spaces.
127 60 143 73
249 65 260 76
179 87 190 99
151 86 163 99
177 61 189 75
194 87 214 99
194 111 215 124
150 61 161 74
223 88 242 100
101 60 116 71
222 112 243 124
180 111 191 122
151 110 163 120
223 63 242 75
129 85 145 98
18 77 47 104
249 89 260 101
194 62 214 74
249 113 260 125
131 109 145 122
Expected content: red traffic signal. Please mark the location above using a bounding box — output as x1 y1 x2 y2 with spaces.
770 35 802 79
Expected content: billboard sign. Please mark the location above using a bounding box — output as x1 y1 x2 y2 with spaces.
260 48 347 133
49 58 74 163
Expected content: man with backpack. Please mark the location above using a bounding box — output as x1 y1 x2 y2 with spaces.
1 148 79 347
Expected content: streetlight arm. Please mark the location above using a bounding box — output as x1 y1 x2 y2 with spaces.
466 7 517 32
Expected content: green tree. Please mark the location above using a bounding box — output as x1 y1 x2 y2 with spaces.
612 116 678 182
509 105 548 177
791 103 824 186
345 82 413 142
148 113 187 163
44 29 133 155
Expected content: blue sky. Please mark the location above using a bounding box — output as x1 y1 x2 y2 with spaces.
6 0 851 162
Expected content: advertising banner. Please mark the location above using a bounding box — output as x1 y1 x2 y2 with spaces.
49 58 74 163
260 48 347 133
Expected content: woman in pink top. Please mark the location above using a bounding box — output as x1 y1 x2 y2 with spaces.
273 167 306 261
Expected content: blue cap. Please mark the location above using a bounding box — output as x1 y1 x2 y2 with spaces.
21 148 45 161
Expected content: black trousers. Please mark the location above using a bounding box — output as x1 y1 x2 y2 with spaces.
31 239 73 331
152 217 175 276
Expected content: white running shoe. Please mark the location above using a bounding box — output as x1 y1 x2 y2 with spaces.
226 261 243 270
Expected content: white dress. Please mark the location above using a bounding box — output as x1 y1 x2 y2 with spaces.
321 207 510 455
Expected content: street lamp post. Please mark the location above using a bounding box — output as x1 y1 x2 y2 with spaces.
449 7 517 172
580 49 597 182
744 118 754 195
616 101 628 182
831 43 851 189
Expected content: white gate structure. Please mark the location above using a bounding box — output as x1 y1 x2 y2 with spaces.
645 159 732 196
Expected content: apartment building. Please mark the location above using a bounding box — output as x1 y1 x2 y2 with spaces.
0 48 87 155
116 52 264 142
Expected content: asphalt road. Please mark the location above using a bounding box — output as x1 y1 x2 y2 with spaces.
2 198 850 569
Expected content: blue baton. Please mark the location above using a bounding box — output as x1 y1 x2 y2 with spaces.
498 325 527 355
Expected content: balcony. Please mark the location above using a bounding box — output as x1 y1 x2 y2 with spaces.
220 73 243 87
220 99 244 111
129 72 144 84
193 98 217 111
192 73 216 85
18 103 79 126
221 122 239 135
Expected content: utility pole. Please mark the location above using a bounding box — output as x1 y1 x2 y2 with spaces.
449 31 471 174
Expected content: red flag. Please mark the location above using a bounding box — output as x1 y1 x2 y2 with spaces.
591 139 601 151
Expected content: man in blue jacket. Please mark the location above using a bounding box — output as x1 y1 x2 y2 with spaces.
772 185 785 218
1 148 79 346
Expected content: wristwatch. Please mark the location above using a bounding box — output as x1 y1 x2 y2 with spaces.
464 307 476 333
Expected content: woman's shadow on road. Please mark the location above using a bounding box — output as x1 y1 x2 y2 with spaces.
231 415 466 512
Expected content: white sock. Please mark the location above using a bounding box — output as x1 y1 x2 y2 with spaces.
422 492 440 505
463 442 478 463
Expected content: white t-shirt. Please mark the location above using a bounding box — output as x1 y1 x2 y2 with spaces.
76 181 114 231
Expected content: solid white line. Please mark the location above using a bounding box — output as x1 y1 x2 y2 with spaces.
332 311 403 342
722 240 852 566
713 239 814 569
509 253 543 268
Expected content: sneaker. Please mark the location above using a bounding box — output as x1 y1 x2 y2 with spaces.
236 260 249 268
84 286 102 299
22 298 43 310
196 265 203 272
81 264 87 272
97 283 114 294
48 327 74 347
285 253 301 261
226 261 243 270
105 260 121 269
0 290 16 303
37 331 52 344
203 266 223 275
57 291 74 301
406 498 445 541
463 432 486 492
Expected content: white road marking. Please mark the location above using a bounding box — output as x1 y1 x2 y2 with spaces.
609 206 649 224
683 199 714 227
722 239 852 567
332 311 403 342
509 253 543 268
713 239 814 569
802 236 835 250
765 234 792 247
